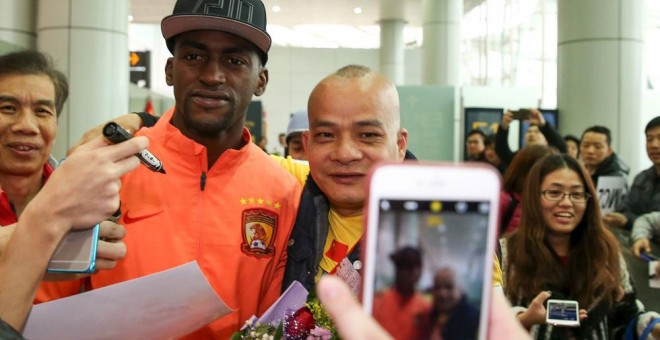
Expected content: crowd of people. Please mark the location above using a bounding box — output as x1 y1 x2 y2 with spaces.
1 0 660 339
466 110 660 338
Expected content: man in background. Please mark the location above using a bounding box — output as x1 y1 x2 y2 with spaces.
429 267 480 340
606 117 660 229
465 129 486 161
579 125 630 188
274 132 286 156
284 110 309 160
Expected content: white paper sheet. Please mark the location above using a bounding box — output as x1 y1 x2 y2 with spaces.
256 280 308 325
595 176 628 215
24 261 231 339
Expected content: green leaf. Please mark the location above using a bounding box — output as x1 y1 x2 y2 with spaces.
274 322 284 340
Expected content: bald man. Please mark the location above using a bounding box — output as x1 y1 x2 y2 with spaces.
429 268 480 340
281 65 413 292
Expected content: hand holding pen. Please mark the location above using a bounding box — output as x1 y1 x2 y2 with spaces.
102 122 166 174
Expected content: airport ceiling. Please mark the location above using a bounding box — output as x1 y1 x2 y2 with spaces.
130 0 486 27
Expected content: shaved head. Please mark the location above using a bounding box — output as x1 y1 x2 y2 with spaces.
304 64 407 216
309 65 401 132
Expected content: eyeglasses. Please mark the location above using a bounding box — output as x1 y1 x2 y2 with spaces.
541 190 591 203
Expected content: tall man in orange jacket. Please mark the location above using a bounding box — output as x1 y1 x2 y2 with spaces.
58 0 302 338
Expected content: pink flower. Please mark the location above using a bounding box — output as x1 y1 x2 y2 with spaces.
307 326 332 340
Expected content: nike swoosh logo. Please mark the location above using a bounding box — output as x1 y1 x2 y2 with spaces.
122 209 163 225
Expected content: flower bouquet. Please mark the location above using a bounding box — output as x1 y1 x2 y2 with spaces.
231 281 339 340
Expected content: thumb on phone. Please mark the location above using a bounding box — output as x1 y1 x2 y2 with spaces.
519 291 551 328
532 291 552 305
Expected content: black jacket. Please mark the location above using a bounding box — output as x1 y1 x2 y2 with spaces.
431 295 480 340
282 151 417 292
590 152 630 188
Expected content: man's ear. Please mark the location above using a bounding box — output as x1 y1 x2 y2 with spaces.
165 58 174 86
254 68 269 96
302 130 310 152
397 128 408 160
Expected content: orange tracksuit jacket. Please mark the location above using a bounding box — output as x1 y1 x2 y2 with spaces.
92 109 302 339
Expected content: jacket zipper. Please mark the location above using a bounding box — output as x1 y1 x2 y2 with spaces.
200 172 207 191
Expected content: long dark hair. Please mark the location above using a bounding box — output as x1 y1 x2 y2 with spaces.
502 145 554 194
504 154 621 308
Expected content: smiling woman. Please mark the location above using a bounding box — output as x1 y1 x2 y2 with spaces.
500 154 660 339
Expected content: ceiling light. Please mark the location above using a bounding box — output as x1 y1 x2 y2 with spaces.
128 15 134 22
354 7 362 14
272 5 281 13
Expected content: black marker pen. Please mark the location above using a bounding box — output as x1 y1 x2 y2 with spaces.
102 122 166 174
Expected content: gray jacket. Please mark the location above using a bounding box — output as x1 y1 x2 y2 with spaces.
616 167 660 230
631 211 660 242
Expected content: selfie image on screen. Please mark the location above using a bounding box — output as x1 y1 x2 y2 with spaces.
548 301 578 321
371 199 489 340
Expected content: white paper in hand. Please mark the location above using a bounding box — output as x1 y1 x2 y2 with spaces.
24 261 231 339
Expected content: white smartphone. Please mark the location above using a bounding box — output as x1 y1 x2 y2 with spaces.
47 224 99 274
546 299 580 327
362 162 500 340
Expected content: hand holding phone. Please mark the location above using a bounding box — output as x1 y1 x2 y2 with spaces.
362 162 500 340
511 109 532 120
546 299 580 327
47 224 99 274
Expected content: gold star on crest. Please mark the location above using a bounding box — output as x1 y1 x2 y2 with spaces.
248 197 255 204
257 198 264 205
274 202 281 210
266 200 272 206
240 198 247 205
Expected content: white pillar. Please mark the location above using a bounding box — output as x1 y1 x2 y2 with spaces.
37 0 130 159
0 0 37 49
380 0 406 85
421 0 462 85
557 0 645 176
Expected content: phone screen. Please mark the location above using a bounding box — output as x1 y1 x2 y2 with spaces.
512 109 531 120
47 224 99 273
546 300 579 323
369 198 491 340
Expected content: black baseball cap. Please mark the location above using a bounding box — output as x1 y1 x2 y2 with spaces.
161 0 271 63
390 246 422 268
